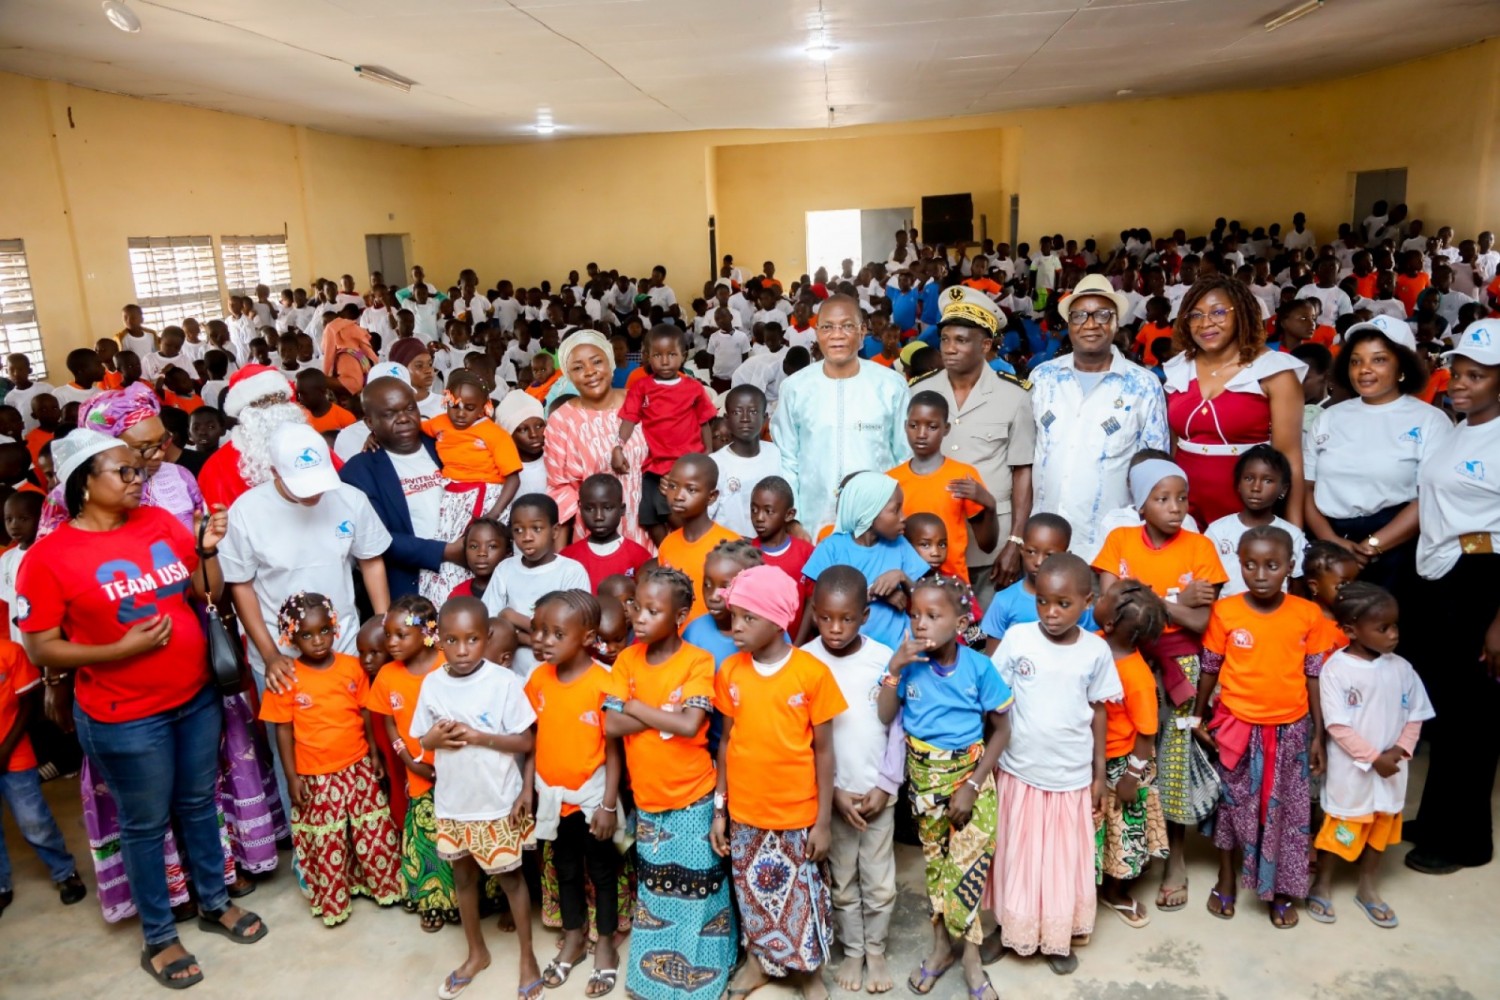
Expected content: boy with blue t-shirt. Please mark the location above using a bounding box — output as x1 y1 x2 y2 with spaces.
981 513 1095 652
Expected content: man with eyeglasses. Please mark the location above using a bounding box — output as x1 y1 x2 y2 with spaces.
1029 274 1169 556
771 294 911 535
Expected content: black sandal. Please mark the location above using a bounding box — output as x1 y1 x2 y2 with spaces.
57 873 88 905
140 941 203 991
420 909 446 933
197 905 267 944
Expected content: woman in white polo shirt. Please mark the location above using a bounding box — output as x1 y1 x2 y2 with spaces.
1303 316 1452 594
1405 320 1500 875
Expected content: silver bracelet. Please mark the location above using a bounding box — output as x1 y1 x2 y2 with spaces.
964 777 982 794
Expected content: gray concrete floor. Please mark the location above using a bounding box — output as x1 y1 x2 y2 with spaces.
2 755 1496 1000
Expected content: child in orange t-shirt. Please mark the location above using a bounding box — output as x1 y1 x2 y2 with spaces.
888 392 997 581
1094 579 1170 926
711 566 847 997
297 369 357 435
1191 526 1343 926
524 591 622 991
1394 252 1430 316
365 595 452 930
602 566 737 1000
421 370 523 521
656 454 741 623
259 592 402 926
1133 297 1174 366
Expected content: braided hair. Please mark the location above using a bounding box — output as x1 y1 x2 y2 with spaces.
386 593 440 648
638 565 695 614
1331 581 1398 630
707 537 763 571
910 573 971 619
1102 579 1167 648
534 589 602 632
277 591 338 647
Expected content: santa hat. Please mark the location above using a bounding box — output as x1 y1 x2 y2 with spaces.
223 364 294 418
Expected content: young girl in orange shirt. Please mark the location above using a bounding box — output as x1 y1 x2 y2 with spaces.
711 565 847 1000
525 591 622 998
1094 579 1171 928
1191 526 1344 928
602 567 735 1000
259 592 402 926
366 595 454 932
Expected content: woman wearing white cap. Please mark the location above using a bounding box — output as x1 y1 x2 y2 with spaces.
1406 319 1500 874
1303 315 1452 594
17 430 267 989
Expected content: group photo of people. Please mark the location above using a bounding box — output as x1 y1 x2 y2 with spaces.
1 197 1497 1000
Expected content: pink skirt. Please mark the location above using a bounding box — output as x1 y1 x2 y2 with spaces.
985 770 1096 957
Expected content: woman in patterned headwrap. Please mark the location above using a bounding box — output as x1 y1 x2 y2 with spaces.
38 382 286 923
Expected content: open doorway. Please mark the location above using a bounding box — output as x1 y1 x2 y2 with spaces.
365 233 408 286
1351 169 1406 232
806 210 861 279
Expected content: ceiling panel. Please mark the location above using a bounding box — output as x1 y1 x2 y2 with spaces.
0 0 1495 145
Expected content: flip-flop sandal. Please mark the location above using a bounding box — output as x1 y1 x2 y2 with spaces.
1207 888 1236 920
1269 898 1298 929
140 944 204 991
438 971 474 1000
586 969 618 997
1155 881 1188 911
907 959 953 995
420 910 445 933
197 906 267 943
1353 896 1398 929
1306 895 1336 924
1046 953 1078 976
519 978 545 1000
969 974 999 1000
1106 899 1151 928
542 960 575 989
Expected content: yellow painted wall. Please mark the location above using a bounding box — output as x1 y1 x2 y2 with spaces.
3 37 1499 374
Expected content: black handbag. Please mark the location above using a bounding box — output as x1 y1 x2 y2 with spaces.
199 516 245 697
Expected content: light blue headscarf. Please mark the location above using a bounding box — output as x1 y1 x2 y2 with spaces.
835 471 899 538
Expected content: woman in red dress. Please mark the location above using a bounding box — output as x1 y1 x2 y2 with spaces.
1163 276 1307 527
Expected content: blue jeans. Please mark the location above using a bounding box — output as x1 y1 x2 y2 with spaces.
0 767 77 890
74 685 227 946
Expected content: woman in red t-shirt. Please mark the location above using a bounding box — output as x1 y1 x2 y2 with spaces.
17 430 267 989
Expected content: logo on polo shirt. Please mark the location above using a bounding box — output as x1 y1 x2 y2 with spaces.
1403 426 1422 444
787 691 806 708
725 476 742 495
1230 628 1254 650
346 679 359 694
904 682 921 702
477 710 494 730
724 684 740 709
1346 686 1362 708
294 692 314 709
336 520 354 538
388 692 405 712
14 596 28 622
534 693 546 713
295 448 321 470
1457 460 1487 482
1015 657 1036 678
579 709 599 727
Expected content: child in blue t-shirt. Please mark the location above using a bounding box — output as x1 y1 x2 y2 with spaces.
681 538 764 757
981 513 1095 653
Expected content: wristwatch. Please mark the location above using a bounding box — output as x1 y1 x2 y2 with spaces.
1365 534 1383 553
1006 535 1025 547
713 791 727 810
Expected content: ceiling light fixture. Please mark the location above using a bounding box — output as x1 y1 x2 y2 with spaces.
101 0 141 33
806 44 838 60
534 123 556 135
1116 88 1134 96
354 65 415 92
1264 0 1324 32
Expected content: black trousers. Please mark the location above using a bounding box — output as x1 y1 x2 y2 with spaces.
555 810 620 936
1409 553 1500 867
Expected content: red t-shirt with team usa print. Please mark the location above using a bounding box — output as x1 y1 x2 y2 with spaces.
17 505 207 723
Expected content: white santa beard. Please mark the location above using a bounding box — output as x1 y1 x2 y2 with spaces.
232 401 306 487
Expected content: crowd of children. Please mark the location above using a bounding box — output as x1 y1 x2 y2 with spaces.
4 207 1494 1000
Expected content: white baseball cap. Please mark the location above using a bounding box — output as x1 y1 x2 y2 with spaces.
1345 314 1416 352
365 361 411 385
271 424 340 499
1444 317 1500 367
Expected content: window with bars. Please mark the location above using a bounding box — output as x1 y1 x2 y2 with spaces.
0 240 48 379
127 235 222 330
220 234 291 298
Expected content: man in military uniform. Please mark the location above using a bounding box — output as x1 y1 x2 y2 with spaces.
912 285 1034 603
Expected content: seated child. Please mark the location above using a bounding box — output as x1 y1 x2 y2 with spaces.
450 517 508 602
367 596 454 930
713 566 847 1000
877 576 1011 999
1093 580 1171 928
413 597 540 1000
421 370 522 522
561 474 652 591
988 554 1122 973
887 392 997 582
798 471 928 651
525 352 561 402
802 567 904 994
655 455 740 623
259 593 402 926
1309 583 1432 929
603 567 736 1000
480 494 590 679
708 385 782 537
1191 526 1343 928
981 513 1096 652
748 475 813 625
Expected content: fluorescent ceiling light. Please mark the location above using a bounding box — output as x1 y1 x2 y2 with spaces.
101 0 140 33
354 65 415 92
534 123 556 134
807 44 838 60
1265 0 1324 31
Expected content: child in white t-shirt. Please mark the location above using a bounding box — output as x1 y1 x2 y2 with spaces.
1308 583 1432 928
479 494 590 678
707 311 751 386
1204 445 1306 597
0 491 42 643
708 385 782 537
413 597 540 1000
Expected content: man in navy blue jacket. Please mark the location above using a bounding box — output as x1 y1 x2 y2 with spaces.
339 377 465 599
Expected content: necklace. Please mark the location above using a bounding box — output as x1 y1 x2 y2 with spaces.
1201 355 1242 379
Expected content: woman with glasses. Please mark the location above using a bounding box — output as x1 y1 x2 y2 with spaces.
1163 274 1307 526
18 430 267 989
34 382 286 928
